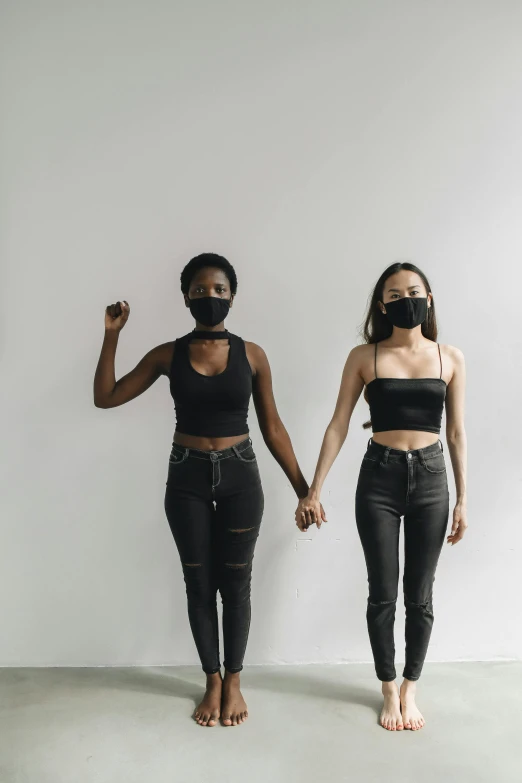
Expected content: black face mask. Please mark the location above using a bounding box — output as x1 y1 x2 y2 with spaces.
188 296 231 327
383 297 428 329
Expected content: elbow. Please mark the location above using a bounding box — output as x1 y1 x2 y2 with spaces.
261 420 286 448
446 424 465 444
94 394 112 409
328 419 349 443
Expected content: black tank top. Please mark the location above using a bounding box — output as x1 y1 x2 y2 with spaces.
169 331 253 437
366 342 447 434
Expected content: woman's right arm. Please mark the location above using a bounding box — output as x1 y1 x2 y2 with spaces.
93 301 172 409
295 346 366 530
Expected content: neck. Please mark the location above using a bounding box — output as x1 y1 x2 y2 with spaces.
193 321 227 333
388 325 425 348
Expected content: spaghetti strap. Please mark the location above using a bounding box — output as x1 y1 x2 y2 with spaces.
374 342 378 379
437 343 443 379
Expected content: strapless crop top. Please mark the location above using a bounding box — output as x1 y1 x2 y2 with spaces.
366 342 447 434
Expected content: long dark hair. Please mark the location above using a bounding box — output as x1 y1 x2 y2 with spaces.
361 262 438 429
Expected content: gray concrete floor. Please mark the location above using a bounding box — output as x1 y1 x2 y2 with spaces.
1 662 521 783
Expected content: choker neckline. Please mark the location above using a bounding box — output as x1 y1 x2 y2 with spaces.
191 329 230 340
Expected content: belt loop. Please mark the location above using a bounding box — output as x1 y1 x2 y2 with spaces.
367 437 372 449
382 446 390 464
184 447 190 458
232 445 240 459
439 439 443 452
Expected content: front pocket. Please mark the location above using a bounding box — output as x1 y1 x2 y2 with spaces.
235 444 257 463
360 456 378 472
168 448 188 466
422 454 446 473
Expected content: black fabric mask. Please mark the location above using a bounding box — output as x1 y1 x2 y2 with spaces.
188 296 231 327
383 297 428 329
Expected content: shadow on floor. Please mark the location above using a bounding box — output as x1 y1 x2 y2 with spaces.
1 667 203 710
245 668 382 716
1 666 382 717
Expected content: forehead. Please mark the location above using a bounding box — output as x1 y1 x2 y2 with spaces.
190 266 230 287
384 270 425 291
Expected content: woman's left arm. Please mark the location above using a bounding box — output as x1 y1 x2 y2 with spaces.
444 345 468 545
247 342 313 504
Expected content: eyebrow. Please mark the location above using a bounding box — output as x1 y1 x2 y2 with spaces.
387 285 421 292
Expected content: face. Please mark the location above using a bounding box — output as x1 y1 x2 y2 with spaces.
379 270 431 314
185 267 234 306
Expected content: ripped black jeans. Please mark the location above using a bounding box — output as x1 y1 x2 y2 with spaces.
164 438 264 674
355 439 449 682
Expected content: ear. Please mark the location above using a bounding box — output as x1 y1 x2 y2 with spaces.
228 295 234 309
427 292 433 308
184 294 191 308
378 300 386 314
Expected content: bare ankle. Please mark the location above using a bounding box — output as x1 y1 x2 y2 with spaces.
224 670 241 683
206 672 222 687
400 678 417 695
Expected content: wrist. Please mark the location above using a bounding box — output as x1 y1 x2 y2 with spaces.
295 482 309 500
456 496 467 506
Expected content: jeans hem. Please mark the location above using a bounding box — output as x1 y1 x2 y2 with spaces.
224 665 243 674
203 665 222 675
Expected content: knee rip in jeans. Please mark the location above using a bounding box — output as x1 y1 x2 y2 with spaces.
224 562 249 569
369 598 397 607
183 563 202 568
405 597 433 615
228 527 256 534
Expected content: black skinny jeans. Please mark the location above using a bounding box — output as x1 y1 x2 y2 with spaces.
355 438 449 682
164 437 264 674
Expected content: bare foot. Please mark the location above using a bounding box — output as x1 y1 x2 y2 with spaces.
400 679 425 730
380 681 404 731
221 672 248 726
194 672 222 727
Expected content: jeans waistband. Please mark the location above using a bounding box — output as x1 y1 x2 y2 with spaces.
171 437 252 462
366 437 443 463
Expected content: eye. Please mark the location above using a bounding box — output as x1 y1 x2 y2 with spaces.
410 290 420 296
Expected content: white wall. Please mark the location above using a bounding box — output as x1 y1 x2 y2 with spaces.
2 0 521 667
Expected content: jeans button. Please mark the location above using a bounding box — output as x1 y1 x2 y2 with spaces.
407 453 412 459
210 453 217 462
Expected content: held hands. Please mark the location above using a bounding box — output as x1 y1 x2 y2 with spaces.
105 300 130 332
447 502 468 545
295 493 327 532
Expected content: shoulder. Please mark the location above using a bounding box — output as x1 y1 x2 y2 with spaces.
344 343 375 369
440 343 465 365
149 341 176 375
439 343 465 385
243 340 265 358
242 340 266 376
349 343 375 359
